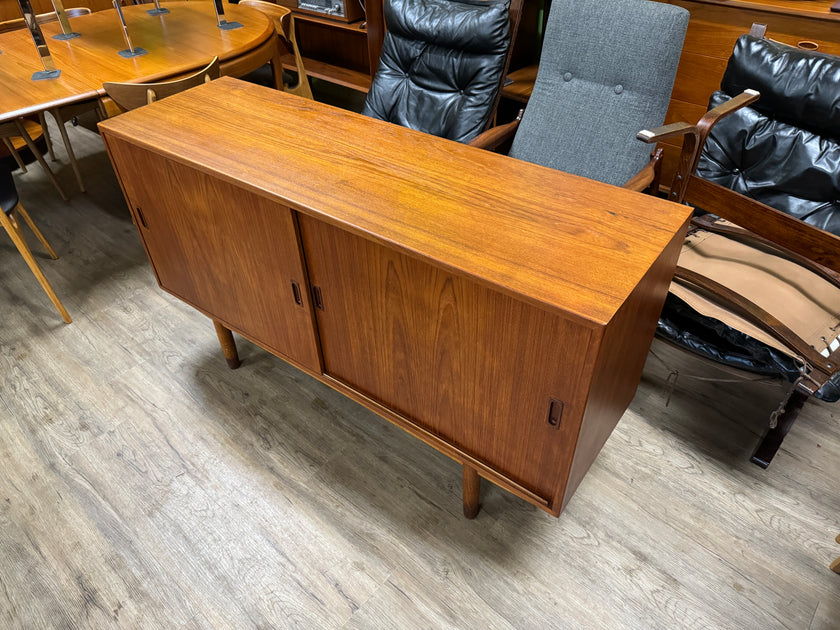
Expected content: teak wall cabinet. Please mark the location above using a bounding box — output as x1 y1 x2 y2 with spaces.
99 78 691 517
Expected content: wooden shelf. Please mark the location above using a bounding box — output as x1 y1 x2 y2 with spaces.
291 11 369 32
283 56 371 92
501 65 537 103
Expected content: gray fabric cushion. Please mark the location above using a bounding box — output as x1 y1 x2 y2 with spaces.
509 0 688 186
362 0 511 143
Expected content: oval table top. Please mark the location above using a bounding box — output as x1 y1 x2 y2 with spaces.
0 2 274 123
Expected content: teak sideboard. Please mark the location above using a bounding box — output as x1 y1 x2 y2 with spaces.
99 77 692 518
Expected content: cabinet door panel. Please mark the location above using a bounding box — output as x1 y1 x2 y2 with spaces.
300 216 595 499
108 142 320 373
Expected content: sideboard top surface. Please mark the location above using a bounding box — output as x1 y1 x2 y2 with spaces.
99 77 691 326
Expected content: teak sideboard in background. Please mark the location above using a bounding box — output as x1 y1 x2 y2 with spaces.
99 77 692 517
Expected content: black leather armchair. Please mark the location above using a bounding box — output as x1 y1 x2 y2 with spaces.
361 0 522 143
639 31 840 467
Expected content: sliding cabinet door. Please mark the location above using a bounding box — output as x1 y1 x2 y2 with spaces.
106 140 320 372
298 215 596 500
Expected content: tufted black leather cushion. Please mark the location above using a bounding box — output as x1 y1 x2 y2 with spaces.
361 0 510 143
721 36 840 140
1 166 19 216
698 36 840 236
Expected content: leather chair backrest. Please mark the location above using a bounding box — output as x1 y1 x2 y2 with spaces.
698 36 840 235
508 0 688 187
361 0 511 143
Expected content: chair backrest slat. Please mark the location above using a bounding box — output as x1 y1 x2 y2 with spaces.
102 57 221 113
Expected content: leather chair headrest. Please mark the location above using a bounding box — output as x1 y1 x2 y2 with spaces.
385 0 510 55
722 35 840 140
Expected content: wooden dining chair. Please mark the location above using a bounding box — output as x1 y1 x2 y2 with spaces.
0 7 94 193
0 163 71 323
238 0 313 99
0 119 68 201
102 57 221 114
0 6 91 32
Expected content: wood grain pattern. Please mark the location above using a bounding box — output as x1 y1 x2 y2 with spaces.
103 138 322 373
0 120 838 627
299 215 595 504
0 2 274 123
98 77 692 328
99 78 691 514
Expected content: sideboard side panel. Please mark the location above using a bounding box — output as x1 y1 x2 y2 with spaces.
561 225 688 510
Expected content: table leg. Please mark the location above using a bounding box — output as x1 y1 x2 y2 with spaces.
213 320 241 369
463 464 481 519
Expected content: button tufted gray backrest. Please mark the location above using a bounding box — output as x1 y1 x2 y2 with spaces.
509 0 688 187
361 0 511 143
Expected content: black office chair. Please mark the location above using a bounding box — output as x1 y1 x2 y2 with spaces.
362 0 523 143
0 164 71 323
640 30 840 466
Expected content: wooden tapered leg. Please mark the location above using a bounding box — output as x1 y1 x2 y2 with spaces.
2 138 28 173
463 465 481 519
750 389 808 469
15 120 68 202
213 320 241 369
16 202 58 259
0 208 71 324
50 108 85 193
832 534 840 573
38 111 56 161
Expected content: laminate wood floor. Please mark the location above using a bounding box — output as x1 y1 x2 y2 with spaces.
1 119 838 630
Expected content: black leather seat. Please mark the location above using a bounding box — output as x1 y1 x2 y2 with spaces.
361 0 515 143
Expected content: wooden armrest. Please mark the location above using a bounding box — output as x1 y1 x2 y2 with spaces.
673 266 836 388
468 110 523 151
637 121 698 145
637 89 760 204
623 148 663 193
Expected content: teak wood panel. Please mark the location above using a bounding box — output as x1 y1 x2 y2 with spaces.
562 227 685 509
103 139 321 374
98 78 693 515
299 216 596 503
95 79 690 328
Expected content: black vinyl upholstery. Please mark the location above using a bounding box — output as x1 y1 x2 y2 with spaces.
657 35 840 401
699 36 840 236
1 165 20 215
361 0 511 143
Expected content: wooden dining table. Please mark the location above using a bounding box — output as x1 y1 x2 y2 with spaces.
0 1 278 124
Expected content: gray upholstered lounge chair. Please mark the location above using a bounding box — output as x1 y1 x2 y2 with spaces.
471 0 690 194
